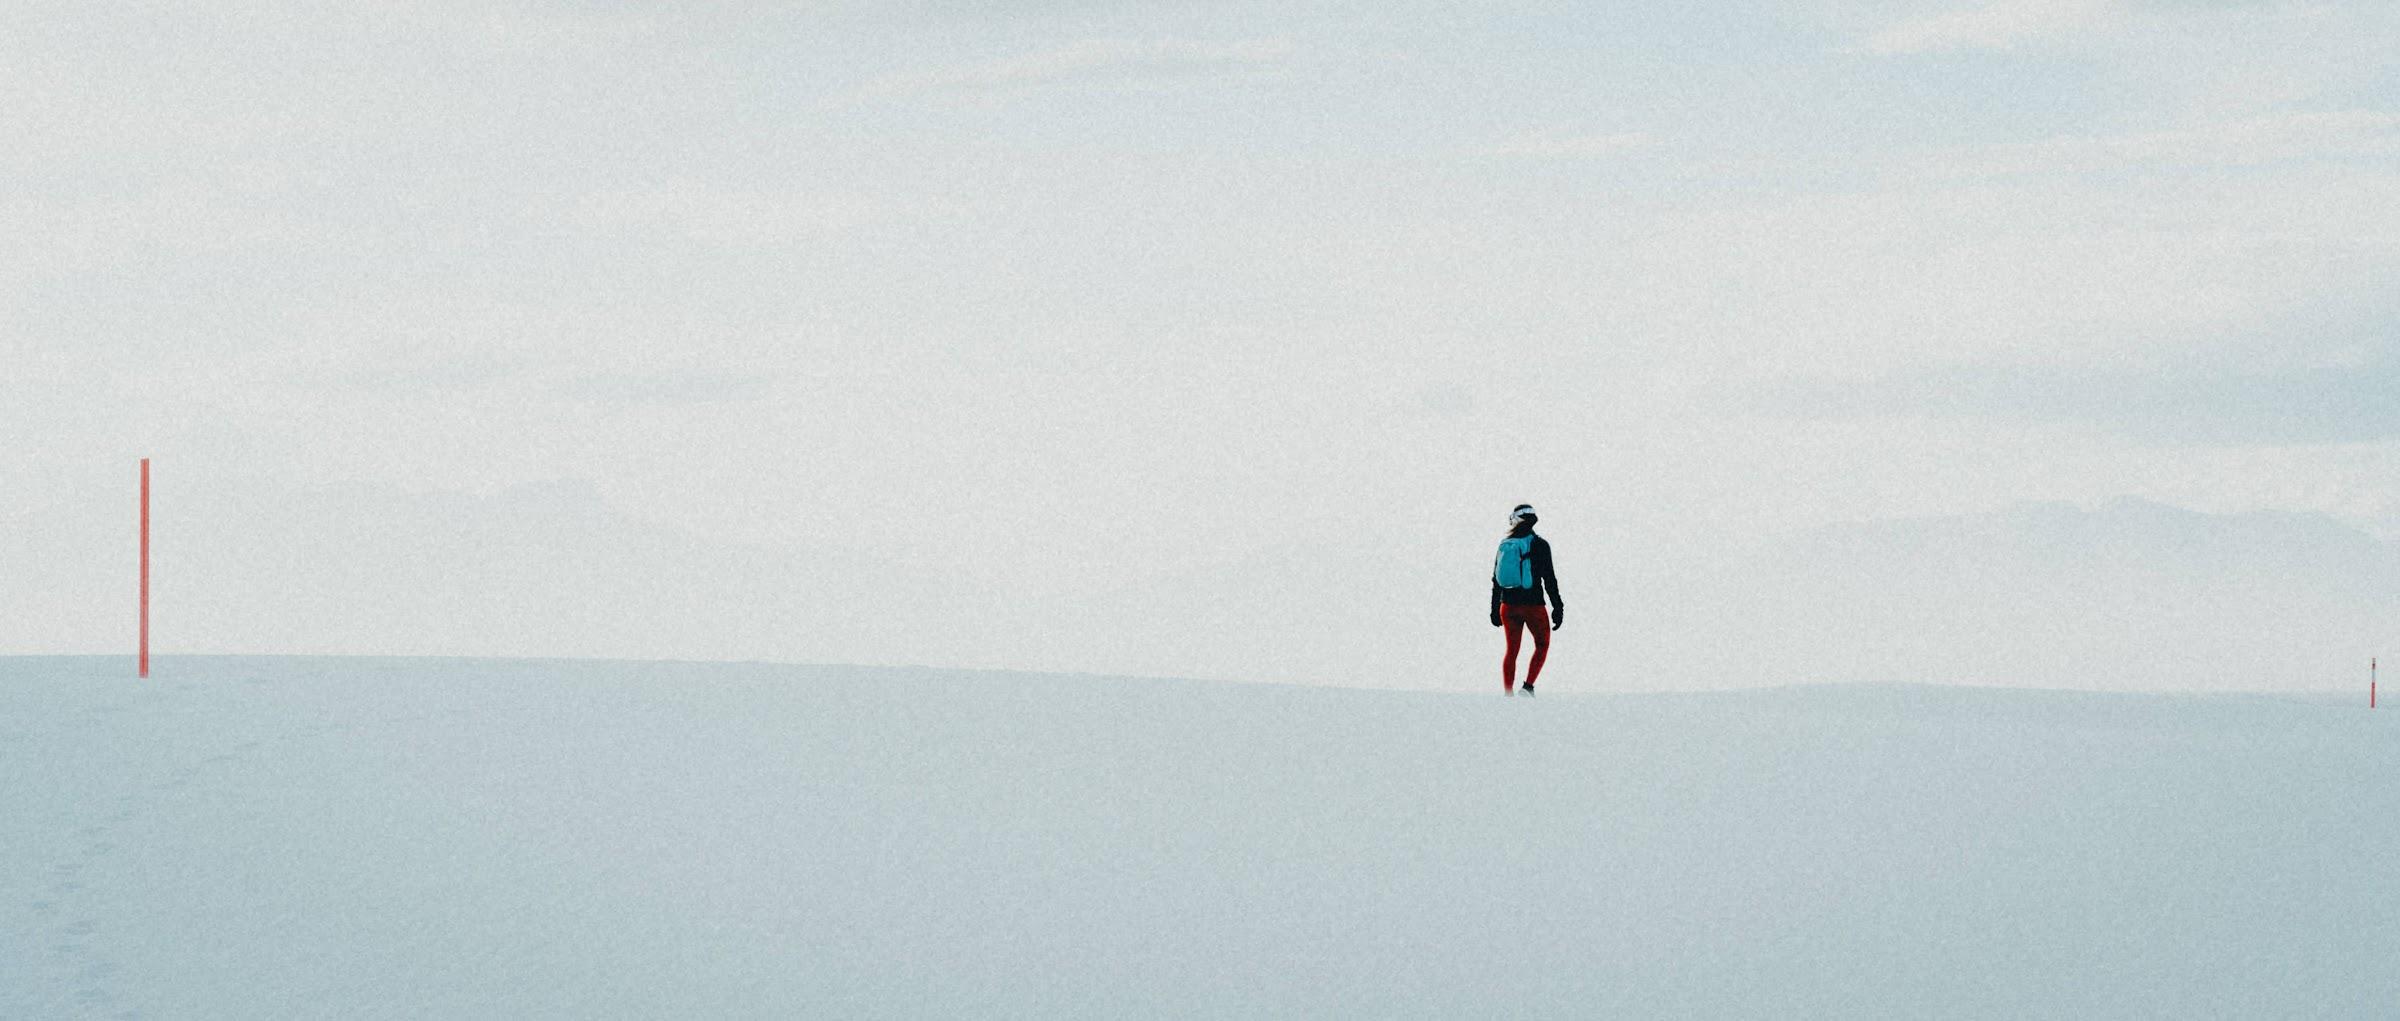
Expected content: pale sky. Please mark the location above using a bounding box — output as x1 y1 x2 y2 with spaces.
8 1 2399 690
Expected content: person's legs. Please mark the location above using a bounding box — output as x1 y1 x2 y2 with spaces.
1523 606 1552 689
1502 610 1526 693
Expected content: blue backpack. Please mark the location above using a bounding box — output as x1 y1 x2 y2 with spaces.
1494 536 1537 589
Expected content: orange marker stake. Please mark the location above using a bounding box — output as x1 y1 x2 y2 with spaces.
140 458 149 679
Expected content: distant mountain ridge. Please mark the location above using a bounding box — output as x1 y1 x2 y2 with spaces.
11 478 2390 693
1615 498 2400 690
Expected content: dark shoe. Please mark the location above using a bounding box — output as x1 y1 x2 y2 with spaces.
1522 683 1536 697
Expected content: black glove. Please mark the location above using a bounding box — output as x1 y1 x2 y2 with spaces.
1551 606 1565 630
1489 610 1502 627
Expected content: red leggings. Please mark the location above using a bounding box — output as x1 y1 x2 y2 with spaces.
1500 603 1550 691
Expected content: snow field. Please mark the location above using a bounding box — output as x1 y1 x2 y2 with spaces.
4 656 2397 1018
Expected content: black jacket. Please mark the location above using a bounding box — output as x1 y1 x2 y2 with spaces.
1491 532 1564 615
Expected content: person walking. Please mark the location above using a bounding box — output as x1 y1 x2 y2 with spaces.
1490 504 1564 696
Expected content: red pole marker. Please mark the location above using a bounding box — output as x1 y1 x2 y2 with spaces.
140 458 149 679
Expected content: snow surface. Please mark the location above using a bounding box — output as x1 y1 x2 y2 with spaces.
5 656 2397 1018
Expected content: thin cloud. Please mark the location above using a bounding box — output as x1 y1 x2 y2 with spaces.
1478 128 1656 160
1860 0 2116 55
844 37 1294 104
529 183 946 245
1751 321 2400 446
1912 111 2400 177
555 370 776 407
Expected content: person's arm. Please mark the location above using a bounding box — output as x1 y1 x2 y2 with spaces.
1490 575 1502 624
1538 538 1565 626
